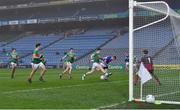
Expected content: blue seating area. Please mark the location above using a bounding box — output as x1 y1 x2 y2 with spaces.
154 42 180 64
21 34 115 65
133 21 175 61
102 33 128 48
0 27 116 66
1 22 177 67
0 34 63 64
76 21 179 66
75 33 129 66
0 51 8 64
1 24 173 66
133 23 178 64
134 25 172 48
0 0 59 6
3 34 62 50
46 35 112 50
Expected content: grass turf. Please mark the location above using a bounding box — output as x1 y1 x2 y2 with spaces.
0 68 180 109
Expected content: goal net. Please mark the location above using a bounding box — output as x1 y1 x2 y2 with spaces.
129 0 180 104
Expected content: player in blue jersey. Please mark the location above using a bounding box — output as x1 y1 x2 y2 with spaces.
100 56 116 78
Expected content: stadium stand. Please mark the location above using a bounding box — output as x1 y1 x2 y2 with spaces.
3 34 63 50
0 0 127 20
76 21 178 66
22 32 116 65
0 27 117 66
133 21 174 62
0 34 64 65
75 33 128 66
153 41 180 64
0 21 177 67
0 0 176 67
0 0 61 6
0 42 6 46
135 20 180 65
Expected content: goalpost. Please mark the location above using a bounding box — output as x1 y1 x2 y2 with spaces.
129 0 180 104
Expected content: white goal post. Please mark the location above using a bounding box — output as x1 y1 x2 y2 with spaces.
129 0 180 105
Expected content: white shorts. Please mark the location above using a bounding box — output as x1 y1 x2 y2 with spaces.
31 62 44 70
10 62 17 67
65 62 72 66
92 62 101 69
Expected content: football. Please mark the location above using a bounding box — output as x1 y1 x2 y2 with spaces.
146 95 155 103
100 75 107 80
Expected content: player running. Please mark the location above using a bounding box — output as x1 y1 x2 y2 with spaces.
59 48 76 79
134 49 161 85
81 48 110 80
100 55 116 78
9 48 19 79
28 43 47 83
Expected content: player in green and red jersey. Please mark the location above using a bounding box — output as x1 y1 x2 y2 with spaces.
82 48 110 80
28 43 47 83
9 48 19 79
59 48 76 79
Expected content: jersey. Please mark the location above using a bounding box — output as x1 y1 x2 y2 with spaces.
9 52 18 63
91 52 101 63
102 56 113 64
141 55 154 71
125 55 129 63
65 52 76 63
32 49 41 64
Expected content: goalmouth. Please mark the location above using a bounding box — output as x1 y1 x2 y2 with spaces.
129 0 180 105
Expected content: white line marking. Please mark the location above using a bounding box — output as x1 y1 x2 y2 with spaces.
97 103 120 109
2 80 128 94
93 101 126 109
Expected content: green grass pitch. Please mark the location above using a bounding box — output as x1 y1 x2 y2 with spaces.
0 68 180 109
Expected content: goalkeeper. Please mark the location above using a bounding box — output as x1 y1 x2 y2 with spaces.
140 49 161 85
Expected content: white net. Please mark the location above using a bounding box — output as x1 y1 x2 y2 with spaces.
132 1 180 103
